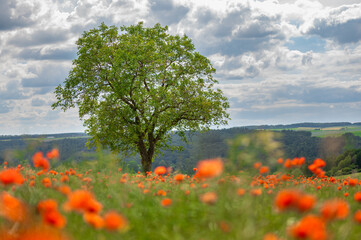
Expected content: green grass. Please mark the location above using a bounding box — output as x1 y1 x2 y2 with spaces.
269 125 361 138
339 172 361 179
352 131 361 137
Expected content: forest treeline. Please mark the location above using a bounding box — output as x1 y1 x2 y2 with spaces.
1 123 361 176
244 122 361 129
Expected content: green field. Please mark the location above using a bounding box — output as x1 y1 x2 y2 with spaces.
271 126 361 138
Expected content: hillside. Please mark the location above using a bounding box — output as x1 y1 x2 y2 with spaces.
1 122 361 175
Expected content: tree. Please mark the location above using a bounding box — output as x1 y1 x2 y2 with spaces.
52 22 229 174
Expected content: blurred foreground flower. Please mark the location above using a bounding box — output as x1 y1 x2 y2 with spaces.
0 191 27 222
33 152 50 171
154 166 167 175
289 214 327 240
320 199 349 221
63 190 102 214
0 168 25 185
104 211 129 231
196 158 223 179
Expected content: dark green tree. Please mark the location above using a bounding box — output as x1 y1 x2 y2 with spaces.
52 22 229 173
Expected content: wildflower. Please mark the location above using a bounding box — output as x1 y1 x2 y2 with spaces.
284 159 292 168
320 199 349 220
250 188 262 196
0 191 27 222
16 225 71 240
275 189 315 212
63 189 102 214
253 162 262 169
275 189 300 210
82 177 92 184
46 149 59 159
281 174 291 181
308 159 326 178
354 192 361 202
37 199 66 228
154 166 167 175
354 210 361 223
298 157 306 165
297 194 316 212
196 158 223 179
0 168 25 185
42 178 52 188
104 211 128 231
37 199 58 213
263 233 279 240
85 198 103 213
57 185 71 196
33 152 50 171
174 174 185 182
157 190 166 196
200 192 217 205
219 221 230 233
42 209 67 228
237 188 246 196
289 214 327 240
60 175 69 183
259 166 269 174
83 213 104 229
313 158 326 168
29 180 35 187
349 178 358 186
161 198 172 207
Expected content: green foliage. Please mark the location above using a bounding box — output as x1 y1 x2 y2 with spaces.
52 22 229 173
280 130 319 162
330 149 361 175
227 131 284 172
126 160 140 173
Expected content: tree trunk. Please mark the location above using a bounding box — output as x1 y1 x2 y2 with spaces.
138 138 155 175
140 153 153 174
138 133 157 176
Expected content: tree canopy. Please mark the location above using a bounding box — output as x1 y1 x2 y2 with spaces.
52 22 229 173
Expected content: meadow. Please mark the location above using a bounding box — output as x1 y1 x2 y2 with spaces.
271 125 361 138
1 150 361 240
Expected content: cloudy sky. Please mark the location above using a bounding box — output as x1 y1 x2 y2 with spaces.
1 0 361 135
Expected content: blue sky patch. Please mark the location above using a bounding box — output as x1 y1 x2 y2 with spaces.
285 36 326 53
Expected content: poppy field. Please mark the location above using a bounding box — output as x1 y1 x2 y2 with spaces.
1 150 361 240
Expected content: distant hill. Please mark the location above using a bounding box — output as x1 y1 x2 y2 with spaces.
1 122 361 175
0 132 88 140
244 122 361 130
1 122 360 139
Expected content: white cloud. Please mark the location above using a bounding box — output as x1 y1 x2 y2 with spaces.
303 3 361 43
1 0 361 134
